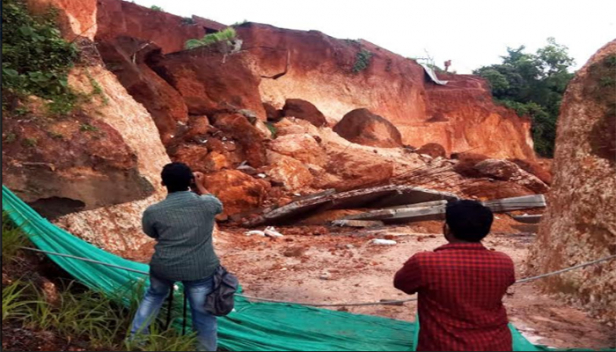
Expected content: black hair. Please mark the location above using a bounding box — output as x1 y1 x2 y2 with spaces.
445 200 494 242
161 162 194 193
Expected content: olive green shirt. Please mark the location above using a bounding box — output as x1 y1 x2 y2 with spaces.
143 191 223 281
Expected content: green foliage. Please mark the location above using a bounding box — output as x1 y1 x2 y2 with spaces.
2 281 32 322
4 132 18 143
47 94 79 115
85 70 109 105
2 212 26 263
2 215 194 350
474 37 575 157
344 39 360 46
80 123 98 132
232 20 249 26
353 49 373 73
2 0 79 115
427 63 446 73
599 76 615 87
2 277 198 350
265 122 278 139
181 17 195 25
48 131 64 139
23 137 38 147
185 27 237 49
150 5 163 11
15 106 30 115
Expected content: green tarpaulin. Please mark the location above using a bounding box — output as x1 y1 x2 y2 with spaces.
2 185 558 351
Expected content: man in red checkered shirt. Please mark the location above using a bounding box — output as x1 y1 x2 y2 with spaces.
394 200 515 351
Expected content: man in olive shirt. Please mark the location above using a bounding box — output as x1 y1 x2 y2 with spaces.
130 162 223 351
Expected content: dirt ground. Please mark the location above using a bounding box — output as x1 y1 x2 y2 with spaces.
205 216 616 350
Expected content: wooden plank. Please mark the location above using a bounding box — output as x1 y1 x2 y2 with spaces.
482 195 546 213
292 189 336 202
383 200 448 210
245 185 458 227
342 203 447 222
342 209 396 221
512 214 543 224
331 220 384 228
387 204 447 221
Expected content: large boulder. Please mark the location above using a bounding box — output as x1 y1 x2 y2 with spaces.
212 113 267 168
2 108 153 218
269 133 327 167
282 99 327 127
263 102 283 122
203 170 270 218
459 180 535 200
315 152 395 192
150 49 266 120
528 40 616 321
416 143 447 158
456 159 549 194
267 152 314 191
333 108 402 148
509 158 553 185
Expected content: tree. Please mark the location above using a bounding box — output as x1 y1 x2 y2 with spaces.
474 38 575 157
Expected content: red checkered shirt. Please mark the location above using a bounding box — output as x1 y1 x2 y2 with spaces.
394 243 515 352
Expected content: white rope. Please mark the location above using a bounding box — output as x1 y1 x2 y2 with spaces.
21 247 150 275
20 247 616 308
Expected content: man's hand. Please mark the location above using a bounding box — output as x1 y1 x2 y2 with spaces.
192 172 210 195
194 172 205 185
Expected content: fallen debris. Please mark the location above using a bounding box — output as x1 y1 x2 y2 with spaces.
482 195 546 213
245 230 266 237
331 220 385 228
339 195 545 225
245 185 458 226
264 226 284 238
512 214 543 224
371 239 397 246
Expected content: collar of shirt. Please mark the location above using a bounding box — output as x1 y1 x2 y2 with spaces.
434 242 487 252
165 191 195 199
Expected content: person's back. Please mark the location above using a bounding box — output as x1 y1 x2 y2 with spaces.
394 200 515 352
131 162 223 351
146 191 221 282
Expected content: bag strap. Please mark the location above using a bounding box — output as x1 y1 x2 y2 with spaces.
164 289 174 330
182 290 188 335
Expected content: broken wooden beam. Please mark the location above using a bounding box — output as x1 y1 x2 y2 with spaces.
386 204 447 222
482 195 546 213
292 189 336 202
342 209 396 221
341 202 447 223
382 200 448 210
331 220 384 228
336 196 545 225
243 185 459 227
511 214 543 224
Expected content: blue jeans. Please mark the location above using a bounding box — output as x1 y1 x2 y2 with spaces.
130 274 218 351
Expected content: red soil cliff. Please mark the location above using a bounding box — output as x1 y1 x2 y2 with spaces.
235 23 536 159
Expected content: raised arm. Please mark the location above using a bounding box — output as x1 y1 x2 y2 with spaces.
394 255 423 295
193 171 210 195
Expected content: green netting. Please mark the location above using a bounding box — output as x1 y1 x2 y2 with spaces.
0 185 559 351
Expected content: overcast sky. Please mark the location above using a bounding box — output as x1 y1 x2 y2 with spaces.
133 0 615 74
